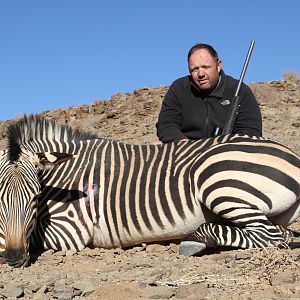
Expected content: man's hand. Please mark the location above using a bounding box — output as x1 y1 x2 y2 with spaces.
149 140 163 145
178 138 190 144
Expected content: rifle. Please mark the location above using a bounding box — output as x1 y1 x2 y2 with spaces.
219 40 255 135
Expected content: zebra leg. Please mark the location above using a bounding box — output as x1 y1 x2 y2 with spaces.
276 225 300 249
180 207 290 256
276 225 297 241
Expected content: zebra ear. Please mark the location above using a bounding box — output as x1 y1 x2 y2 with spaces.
35 152 74 170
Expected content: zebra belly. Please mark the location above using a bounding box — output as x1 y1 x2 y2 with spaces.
91 204 216 248
269 199 300 226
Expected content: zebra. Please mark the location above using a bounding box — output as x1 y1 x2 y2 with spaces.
0 115 299 267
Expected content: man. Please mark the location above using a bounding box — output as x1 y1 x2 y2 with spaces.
156 43 262 143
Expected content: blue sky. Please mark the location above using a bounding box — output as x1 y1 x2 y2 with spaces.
0 1 299 121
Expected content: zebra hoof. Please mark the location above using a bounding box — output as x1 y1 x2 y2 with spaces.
179 241 207 256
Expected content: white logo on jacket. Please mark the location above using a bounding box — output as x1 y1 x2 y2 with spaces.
221 99 231 105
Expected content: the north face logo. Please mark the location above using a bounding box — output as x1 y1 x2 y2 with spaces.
221 99 231 105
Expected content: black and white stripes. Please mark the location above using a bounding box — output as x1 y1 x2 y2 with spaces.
0 115 299 267
181 137 300 252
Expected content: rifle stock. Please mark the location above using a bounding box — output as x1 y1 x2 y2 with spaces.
221 40 255 135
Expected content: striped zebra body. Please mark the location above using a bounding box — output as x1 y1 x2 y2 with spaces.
0 115 299 267
183 138 300 253
32 137 220 250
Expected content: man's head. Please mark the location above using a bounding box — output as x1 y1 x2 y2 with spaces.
188 43 222 93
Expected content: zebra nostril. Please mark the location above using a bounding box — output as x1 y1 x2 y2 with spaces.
3 248 29 268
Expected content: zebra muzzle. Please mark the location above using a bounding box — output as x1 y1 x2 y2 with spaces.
2 247 30 268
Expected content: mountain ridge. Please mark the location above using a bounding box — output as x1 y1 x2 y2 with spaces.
0 78 299 154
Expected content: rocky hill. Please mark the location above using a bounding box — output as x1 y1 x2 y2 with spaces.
0 77 300 155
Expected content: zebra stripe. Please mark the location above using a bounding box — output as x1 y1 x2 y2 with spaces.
179 139 300 253
0 115 299 267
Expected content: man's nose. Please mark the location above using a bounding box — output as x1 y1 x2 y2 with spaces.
197 69 205 77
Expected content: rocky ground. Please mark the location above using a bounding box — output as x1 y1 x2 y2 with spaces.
0 75 300 300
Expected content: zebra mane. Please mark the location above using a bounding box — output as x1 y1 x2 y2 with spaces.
6 114 100 162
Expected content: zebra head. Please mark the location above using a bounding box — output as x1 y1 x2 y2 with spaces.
0 148 73 267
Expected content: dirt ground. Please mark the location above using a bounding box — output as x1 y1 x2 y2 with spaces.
0 76 300 299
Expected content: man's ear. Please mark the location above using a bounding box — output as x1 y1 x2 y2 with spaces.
34 152 75 170
217 59 222 73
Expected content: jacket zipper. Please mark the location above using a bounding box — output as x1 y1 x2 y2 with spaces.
204 97 209 137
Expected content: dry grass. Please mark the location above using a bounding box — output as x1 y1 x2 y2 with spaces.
156 244 300 289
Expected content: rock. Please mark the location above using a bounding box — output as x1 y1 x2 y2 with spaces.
146 243 168 253
270 271 296 286
25 283 43 293
149 292 173 299
179 241 207 256
37 285 48 294
32 293 52 300
55 250 66 257
65 249 77 257
168 243 179 253
0 286 24 298
138 282 147 289
31 285 51 300
235 251 252 260
72 279 98 297
175 283 209 299
40 249 55 257
52 279 74 300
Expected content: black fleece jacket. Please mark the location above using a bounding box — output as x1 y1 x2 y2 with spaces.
156 70 262 142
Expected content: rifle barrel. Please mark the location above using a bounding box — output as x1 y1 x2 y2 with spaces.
234 40 255 97
220 40 255 135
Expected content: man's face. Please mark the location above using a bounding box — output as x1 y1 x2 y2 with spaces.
188 49 222 92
